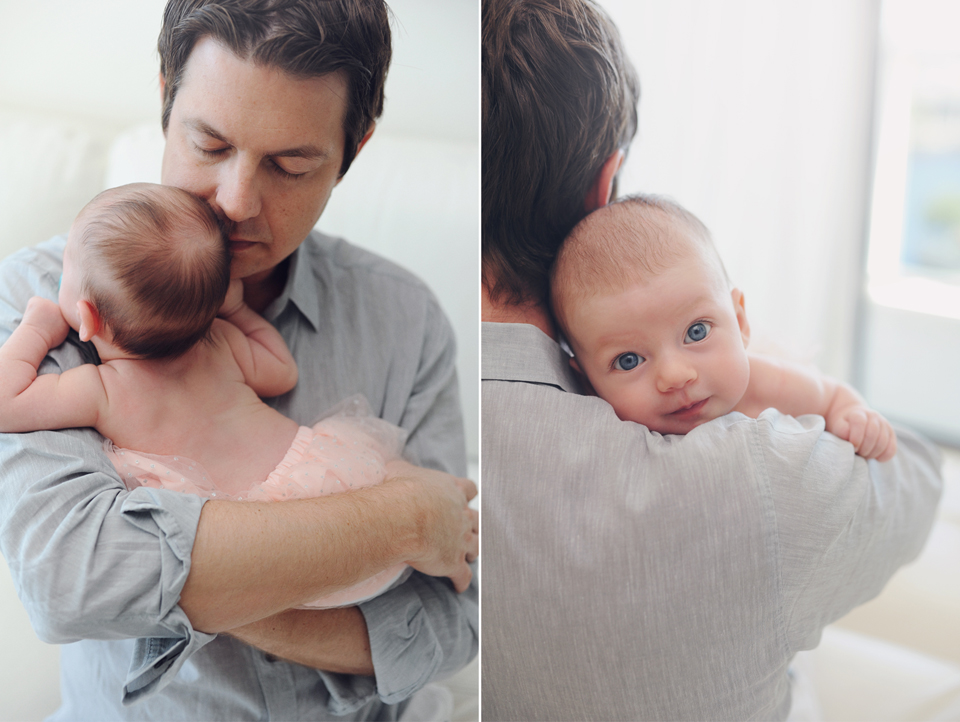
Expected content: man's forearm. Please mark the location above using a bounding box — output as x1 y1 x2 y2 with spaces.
180 463 478 634
225 607 374 675
180 486 421 633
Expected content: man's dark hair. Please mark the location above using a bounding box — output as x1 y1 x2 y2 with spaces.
482 0 640 306
159 0 392 177
79 184 231 360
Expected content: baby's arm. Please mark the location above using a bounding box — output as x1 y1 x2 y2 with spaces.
736 353 897 462
217 280 298 397
0 296 105 432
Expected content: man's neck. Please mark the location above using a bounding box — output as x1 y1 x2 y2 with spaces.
481 284 557 340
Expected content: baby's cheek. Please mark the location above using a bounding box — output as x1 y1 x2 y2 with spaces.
731 351 752 406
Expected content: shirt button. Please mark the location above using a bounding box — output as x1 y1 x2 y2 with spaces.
264 653 279 663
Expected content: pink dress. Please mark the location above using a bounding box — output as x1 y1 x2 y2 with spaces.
104 396 411 608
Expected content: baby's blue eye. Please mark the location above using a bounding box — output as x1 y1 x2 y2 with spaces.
684 322 711 343
614 352 643 371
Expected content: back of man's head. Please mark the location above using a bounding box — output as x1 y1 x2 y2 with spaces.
482 0 640 306
159 0 391 178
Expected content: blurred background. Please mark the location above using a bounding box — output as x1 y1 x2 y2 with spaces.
604 0 960 444
599 0 960 718
0 1 478 719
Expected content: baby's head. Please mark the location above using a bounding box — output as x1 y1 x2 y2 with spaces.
60 183 230 359
550 195 751 435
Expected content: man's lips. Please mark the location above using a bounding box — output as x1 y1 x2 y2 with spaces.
229 239 257 252
668 398 708 417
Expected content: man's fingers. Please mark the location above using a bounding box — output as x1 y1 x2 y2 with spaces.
449 563 473 593
467 510 479 562
456 477 478 501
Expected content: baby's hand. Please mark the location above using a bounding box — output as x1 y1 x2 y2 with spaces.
828 405 897 462
219 279 245 318
22 296 69 350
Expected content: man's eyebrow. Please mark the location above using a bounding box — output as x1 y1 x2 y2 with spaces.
184 118 330 160
186 119 229 144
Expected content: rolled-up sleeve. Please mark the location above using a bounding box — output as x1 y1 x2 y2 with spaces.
0 427 216 701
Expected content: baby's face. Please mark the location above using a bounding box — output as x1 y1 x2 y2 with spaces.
565 249 750 435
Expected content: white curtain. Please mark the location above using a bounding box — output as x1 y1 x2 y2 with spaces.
602 0 878 380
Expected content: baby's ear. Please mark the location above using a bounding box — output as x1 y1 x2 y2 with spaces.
568 357 598 396
731 288 751 348
76 300 102 343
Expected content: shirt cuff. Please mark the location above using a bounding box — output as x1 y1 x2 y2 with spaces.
362 566 478 706
116 487 217 704
307 576 446 716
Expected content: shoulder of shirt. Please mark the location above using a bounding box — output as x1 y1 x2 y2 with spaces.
0 236 67 312
302 230 436 299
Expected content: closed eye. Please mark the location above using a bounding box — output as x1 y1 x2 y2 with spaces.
196 144 229 157
270 160 308 180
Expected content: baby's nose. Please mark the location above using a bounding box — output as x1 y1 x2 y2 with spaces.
656 358 697 393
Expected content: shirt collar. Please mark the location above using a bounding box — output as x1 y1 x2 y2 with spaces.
482 321 582 393
261 237 321 331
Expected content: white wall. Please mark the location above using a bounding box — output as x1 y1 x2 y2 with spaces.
0 0 478 142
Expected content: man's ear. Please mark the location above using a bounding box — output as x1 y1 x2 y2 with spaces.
336 123 376 187
159 72 168 137
76 300 102 343
731 288 750 348
584 149 625 212
356 122 375 156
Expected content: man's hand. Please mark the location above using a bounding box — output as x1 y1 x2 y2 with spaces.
385 459 479 592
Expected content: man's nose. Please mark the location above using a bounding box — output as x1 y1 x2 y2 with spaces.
214 157 262 224
656 355 697 393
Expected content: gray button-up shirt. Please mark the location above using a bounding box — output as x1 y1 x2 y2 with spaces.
0 232 476 720
481 321 941 721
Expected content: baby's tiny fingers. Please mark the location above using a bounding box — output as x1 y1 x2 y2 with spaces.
877 423 898 462
845 411 868 449
858 415 884 459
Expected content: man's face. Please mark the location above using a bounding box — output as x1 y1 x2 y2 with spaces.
566 247 751 436
161 36 351 287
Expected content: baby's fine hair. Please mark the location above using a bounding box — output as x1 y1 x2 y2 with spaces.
77 183 230 359
550 194 729 328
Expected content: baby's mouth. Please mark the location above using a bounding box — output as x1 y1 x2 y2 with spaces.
668 398 708 417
